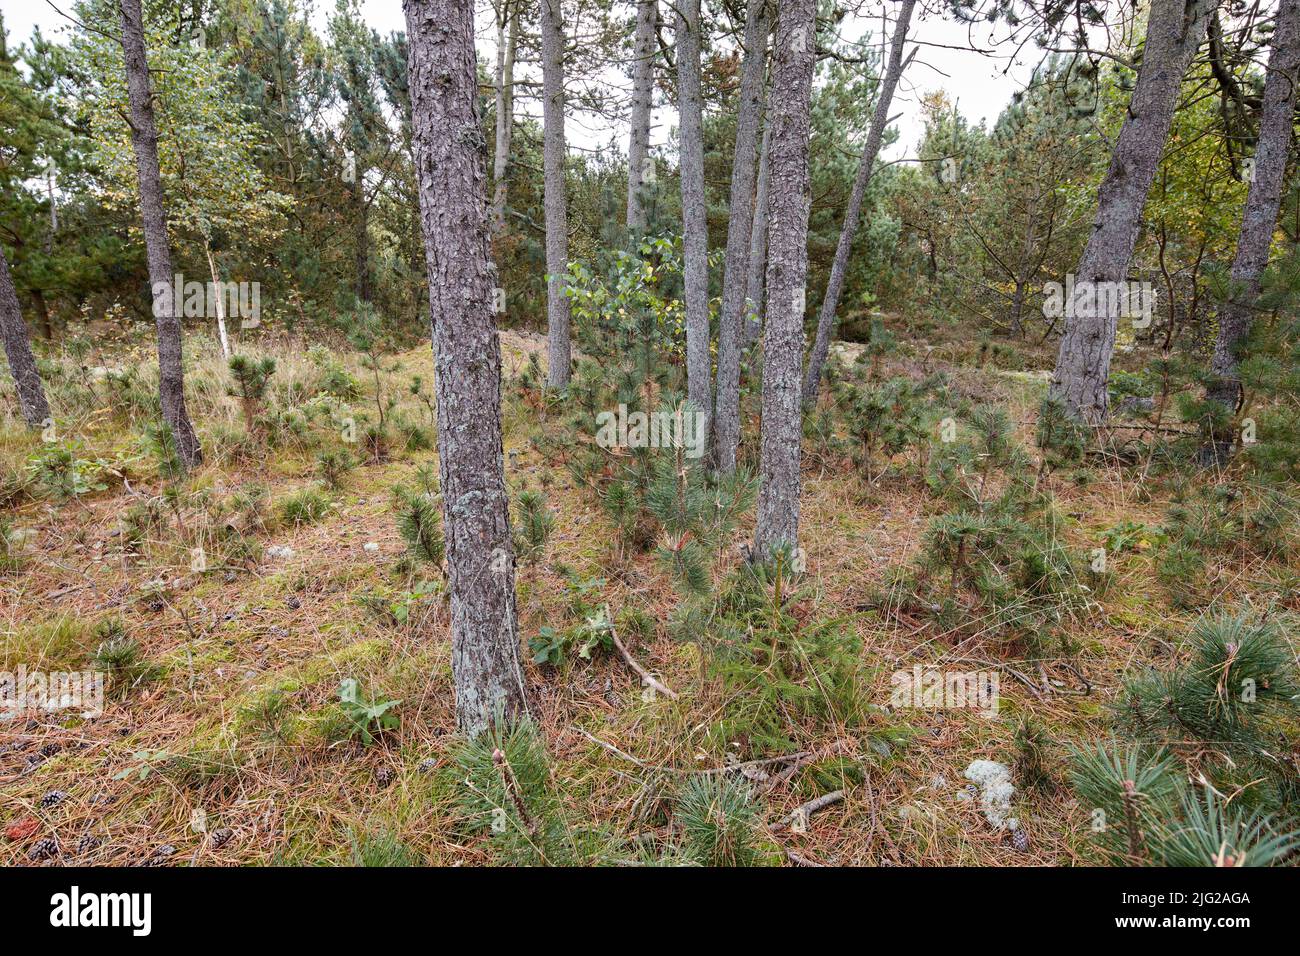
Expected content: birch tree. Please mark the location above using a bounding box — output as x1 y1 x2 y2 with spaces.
118 0 201 470
404 0 526 736
1048 0 1214 423
753 0 816 559
492 0 519 234
541 0 573 387
802 0 916 404
713 0 771 473
0 244 50 428
676 0 712 431
1204 0 1300 460
626 0 658 234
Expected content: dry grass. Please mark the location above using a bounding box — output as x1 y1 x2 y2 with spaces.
0 326 1292 867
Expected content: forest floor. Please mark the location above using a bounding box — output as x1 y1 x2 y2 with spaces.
0 323 1291 866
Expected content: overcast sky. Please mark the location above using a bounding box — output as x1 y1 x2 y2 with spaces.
2 0 1051 162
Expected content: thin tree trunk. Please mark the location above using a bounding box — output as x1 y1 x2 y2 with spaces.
119 0 201 469
492 0 518 234
753 0 816 559
540 0 572 387
354 176 372 303
404 0 525 737
676 0 711 433
205 244 231 357
626 0 657 235
1049 0 1213 424
1203 0 1300 460
0 244 50 428
802 0 916 404
713 0 771 473
743 112 771 349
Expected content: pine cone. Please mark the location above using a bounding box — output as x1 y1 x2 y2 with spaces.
39 790 68 809
28 837 59 861
209 827 234 849
76 834 102 855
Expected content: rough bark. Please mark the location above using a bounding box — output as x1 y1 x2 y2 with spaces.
753 0 816 559
743 113 771 349
1049 0 1213 424
713 0 771 473
0 244 50 428
1204 0 1300 458
802 0 916 404
492 0 518 234
119 0 201 469
676 0 712 431
626 0 658 234
540 0 572 387
404 0 526 738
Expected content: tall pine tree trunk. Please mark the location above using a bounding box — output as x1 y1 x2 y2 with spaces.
676 0 711 432
802 0 915 404
1203 0 1300 459
753 0 816 559
1049 0 1212 423
0 244 50 428
119 0 201 469
540 0 572 387
743 114 771 350
626 0 657 234
492 0 518 234
404 0 525 737
713 0 770 473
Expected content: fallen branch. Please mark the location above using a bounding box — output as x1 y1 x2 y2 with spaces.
609 623 678 700
778 789 846 829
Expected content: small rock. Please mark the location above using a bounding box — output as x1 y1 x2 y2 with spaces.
363 542 379 553
266 545 295 560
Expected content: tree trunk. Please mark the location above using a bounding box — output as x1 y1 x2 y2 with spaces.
742 113 771 350
1203 0 1300 459
354 176 372 303
540 0 572 387
119 0 201 469
753 0 816 559
1049 0 1213 424
205 244 231 357
712 0 771 473
492 0 518 234
802 0 916 404
626 0 657 235
0 244 50 428
676 0 712 433
404 0 526 738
